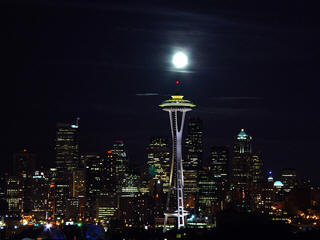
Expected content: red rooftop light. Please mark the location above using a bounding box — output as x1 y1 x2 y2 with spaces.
176 80 180 85
23 149 27 152
107 150 112 154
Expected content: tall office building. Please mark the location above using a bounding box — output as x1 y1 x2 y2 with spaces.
55 122 80 173
231 129 252 211
146 137 170 193
83 153 103 218
54 120 80 218
94 149 118 220
109 140 129 194
209 146 230 211
184 118 203 210
71 168 86 218
250 152 264 212
48 168 57 217
251 153 264 185
198 167 215 216
30 170 49 219
231 129 266 212
280 168 298 193
119 172 141 226
12 149 36 213
5 176 23 216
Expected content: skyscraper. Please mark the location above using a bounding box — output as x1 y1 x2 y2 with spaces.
209 146 230 211
231 129 252 211
5 176 23 217
159 94 195 231
231 129 266 212
30 170 49 219
251 153 264 185
184 118 203 210
94 148 118 220
54 120 80 218
146 137 170 193
110 140 129 194
83 153 103 218
71 168 86 218
55 122 80 173
250 152 264 212
198 167 215 216
12 149 36 214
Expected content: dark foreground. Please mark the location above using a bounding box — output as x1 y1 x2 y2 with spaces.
3 213 320 240
3 224 320 240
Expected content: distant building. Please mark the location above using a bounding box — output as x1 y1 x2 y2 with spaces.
138 166 153 196
231 129 252 211
146 137 170 193
262 171 275 213
54 120 80 218
184 117 203 210
280 168 298 193
198 167 215 216
95 194 117 220
231 129 265 213
13 149 36 213
250 152 264 212
55 122 80 173
71 168 86 218
83 153 103 218
209 146 230 211
105 147 118 199
110 140 129 195
48 168 57 218
30 170 49 219
93 148 119 220
120 172 140 198
5 176 23 217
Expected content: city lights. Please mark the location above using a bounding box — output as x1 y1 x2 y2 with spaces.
2 1 320 239
44 223 52 231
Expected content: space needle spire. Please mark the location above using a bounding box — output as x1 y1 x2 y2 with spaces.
160 51 195 232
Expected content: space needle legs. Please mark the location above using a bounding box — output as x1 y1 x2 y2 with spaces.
163 110 188 232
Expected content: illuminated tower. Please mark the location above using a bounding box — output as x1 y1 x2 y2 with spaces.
210 146 230 211
54 119 80 218
184 118 203 210
146 137 170 193
159 87 195 231
231 129 252 211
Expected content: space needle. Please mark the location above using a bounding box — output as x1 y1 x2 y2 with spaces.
159 52 195 231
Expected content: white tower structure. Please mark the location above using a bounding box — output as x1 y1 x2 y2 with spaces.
159 90 195 231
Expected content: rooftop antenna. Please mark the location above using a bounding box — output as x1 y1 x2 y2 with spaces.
76 117 80 126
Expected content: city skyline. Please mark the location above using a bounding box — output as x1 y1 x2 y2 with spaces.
4 117 319 185
3 1 320 237
5 1 320 185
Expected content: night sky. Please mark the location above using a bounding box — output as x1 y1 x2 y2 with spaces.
3 1 320 183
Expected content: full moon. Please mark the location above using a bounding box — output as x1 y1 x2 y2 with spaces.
172 52 188 68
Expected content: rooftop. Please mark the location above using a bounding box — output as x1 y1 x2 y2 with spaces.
159 95 195 110
237 129 249 140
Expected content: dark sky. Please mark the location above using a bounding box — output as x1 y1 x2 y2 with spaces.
3 1 320 183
